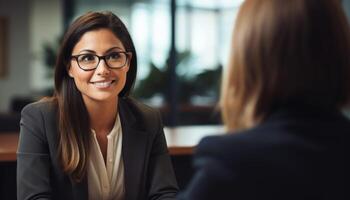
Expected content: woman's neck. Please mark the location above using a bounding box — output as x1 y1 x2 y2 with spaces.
84 98 118 134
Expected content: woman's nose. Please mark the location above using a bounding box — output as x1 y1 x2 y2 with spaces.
96 59 110 76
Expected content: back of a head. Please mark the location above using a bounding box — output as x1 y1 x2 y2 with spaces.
221 0 350 131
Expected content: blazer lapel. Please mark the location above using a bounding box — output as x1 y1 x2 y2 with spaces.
119 99 149 200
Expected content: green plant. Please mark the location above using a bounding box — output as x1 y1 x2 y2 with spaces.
134 51 222 104
42 37 62 78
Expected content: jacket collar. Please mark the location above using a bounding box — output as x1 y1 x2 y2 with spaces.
76 98 149 200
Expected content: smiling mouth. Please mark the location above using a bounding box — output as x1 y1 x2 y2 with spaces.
91 80 116 88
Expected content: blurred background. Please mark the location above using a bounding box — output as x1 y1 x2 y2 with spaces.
0 0 246 129
1 0 350 128
1 0 350 199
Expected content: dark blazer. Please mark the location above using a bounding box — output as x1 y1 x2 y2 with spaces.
179 103 347 200
17 97 178 200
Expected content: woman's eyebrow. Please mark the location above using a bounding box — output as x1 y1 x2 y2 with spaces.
105 47 125 53
76 47 125 55
78 49 96 54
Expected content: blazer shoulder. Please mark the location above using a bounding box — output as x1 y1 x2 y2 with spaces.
121 97 161 121
21 99 57 117
196 125 278 166
21 100 58 133
197 128 258 153
119 97 163 138
19 99 58 149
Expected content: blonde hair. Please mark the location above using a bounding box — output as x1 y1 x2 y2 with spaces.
221 0 350 131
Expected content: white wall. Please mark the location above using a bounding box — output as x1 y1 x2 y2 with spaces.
0 0 62 112
0 0 31 112
29 0 62 92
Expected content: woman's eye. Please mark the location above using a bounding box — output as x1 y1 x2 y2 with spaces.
79 54 96 62
107 52 121 60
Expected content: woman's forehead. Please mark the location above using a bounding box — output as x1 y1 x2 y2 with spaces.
72 28 125 54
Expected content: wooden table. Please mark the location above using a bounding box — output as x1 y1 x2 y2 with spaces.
164 125 224 155
0 125 224 161
0 132 18 161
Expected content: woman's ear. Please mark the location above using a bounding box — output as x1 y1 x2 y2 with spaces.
67 64 74 78
125 54 132 72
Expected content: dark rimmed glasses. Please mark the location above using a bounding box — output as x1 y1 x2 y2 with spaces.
71 51 131 71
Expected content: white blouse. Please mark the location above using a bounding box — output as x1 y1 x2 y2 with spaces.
88 114 125 200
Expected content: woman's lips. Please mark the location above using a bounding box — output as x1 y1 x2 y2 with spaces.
91 80 115 89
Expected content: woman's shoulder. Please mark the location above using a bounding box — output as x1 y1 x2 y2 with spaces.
197 127 261 149
20 98 59 141
21 97 57 117
120 97 160 118
195 126 278 163
119 97 162 133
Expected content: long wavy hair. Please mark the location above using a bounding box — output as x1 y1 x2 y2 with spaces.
221 0 350 131
52 11 137 182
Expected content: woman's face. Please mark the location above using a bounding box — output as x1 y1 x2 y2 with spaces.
69 28 130 105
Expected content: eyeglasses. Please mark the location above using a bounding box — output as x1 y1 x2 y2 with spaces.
71 51 131 71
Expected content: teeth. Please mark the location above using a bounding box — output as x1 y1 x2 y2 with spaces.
93 81 113 88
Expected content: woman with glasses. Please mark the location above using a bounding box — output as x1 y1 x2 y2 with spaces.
179 0 348 199
17 11 178 200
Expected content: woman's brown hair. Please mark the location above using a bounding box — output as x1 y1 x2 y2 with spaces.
221 0 350 131
52 11 137 182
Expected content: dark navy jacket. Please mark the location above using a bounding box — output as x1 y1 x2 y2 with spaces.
179 103 347 200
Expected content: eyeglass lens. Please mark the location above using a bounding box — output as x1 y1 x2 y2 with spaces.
77 52 128 70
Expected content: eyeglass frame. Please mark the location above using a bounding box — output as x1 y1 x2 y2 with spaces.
70 51 132 71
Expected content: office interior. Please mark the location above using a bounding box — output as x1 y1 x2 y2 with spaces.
1 0 350 199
